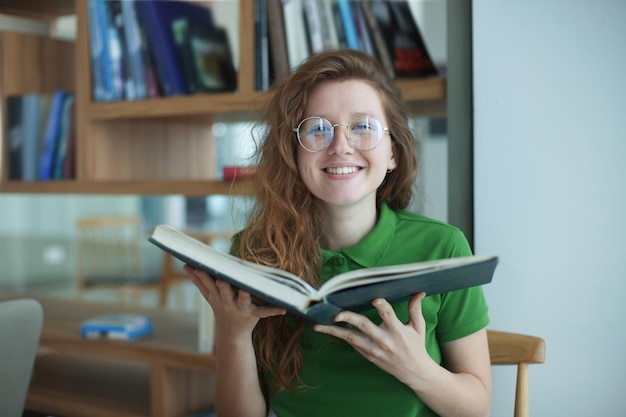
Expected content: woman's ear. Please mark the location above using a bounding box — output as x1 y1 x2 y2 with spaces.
388 141 398 172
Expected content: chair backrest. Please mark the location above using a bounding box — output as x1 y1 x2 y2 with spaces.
0 298 43 417
487 330 546 417
76 216 144 290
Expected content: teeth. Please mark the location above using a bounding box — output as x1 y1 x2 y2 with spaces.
326 166 358 175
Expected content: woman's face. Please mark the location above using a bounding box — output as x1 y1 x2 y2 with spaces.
296 79 397 210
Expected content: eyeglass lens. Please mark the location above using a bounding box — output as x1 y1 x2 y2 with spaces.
297 116 385 152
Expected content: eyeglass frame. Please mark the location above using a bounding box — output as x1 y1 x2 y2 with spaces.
293 115 390 152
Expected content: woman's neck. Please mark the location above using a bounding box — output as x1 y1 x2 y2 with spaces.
319 202 378 251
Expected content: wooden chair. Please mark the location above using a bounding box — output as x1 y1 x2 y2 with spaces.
76 216 162 305
158 231 233 309
487 330 546 417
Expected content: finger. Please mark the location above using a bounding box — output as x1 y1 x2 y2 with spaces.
255 306 287 319
236 289 252 308
189 268 220 293
186 268 213 300
215 279 236 302
314 322 368 345
408 292 427 333
372 298 403 328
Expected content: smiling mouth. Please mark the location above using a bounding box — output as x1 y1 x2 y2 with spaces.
325 166 359 175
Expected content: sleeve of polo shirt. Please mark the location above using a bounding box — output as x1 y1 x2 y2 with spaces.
435 229 490 343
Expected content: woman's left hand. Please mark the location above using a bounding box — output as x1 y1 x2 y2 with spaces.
313 291 435 388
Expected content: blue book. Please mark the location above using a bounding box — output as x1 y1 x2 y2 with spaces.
135 0 215 96
20 94 44 181
38 90 67 181
87 0 116 101
80 313 154 341
337 0 360 50
120 0 148 99
53 95 75 179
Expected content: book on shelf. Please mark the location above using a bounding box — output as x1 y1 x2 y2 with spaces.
254 0 271 90
6 96 23 180
316 0 341 50
149 225 498 325
360 0 395 78
303 0 325 54
20 94 49 182
38 90 71 181
368 0 437 78
337 0 360 50
135 0 215 96
351 1 376 57
222 165 257 181
87 0 115 101
80 313 154 341
172 19 237 93
282 0 310 70
266 0 290 80
52 96 75 179
120 0 149 100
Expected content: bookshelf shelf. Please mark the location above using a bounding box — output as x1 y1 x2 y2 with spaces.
0 178 255 195
0 0 447 196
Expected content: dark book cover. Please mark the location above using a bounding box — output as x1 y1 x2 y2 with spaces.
7 96 22 180
38 90 67 181
135 0 214 96
185 22 237 92
368 0 437 78
267 0 290 79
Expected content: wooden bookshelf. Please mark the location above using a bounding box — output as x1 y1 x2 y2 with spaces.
0 0 446 196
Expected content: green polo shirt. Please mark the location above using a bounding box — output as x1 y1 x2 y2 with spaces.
267 203 489 417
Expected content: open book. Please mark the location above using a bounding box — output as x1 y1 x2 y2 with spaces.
149 225 498 325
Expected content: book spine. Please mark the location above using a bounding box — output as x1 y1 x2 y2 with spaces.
38 90 67 181
351 1 375 55
87 0 116 101
282 0 310 70
52 95 75 179
120 0 148 100
331 0 348 48
337 0 359 50
7 96 23 180
267 0 290 79
361 0 395 78
302 0 324 54
62 103 77 179
106 1 125 100
316 0 340 50
20 94 43 181
134 1 188 96
171 18 200 94
386 0 437 77
254 0 271 90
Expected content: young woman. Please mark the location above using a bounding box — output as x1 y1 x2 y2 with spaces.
186 49 491 417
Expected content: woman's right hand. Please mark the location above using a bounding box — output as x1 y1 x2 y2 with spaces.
184 265 286 337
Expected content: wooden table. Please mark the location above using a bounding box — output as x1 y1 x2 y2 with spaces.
7 296 216 417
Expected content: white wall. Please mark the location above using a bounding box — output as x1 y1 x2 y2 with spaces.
473 2 626 416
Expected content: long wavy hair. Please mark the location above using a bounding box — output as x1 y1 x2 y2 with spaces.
235 49 419 391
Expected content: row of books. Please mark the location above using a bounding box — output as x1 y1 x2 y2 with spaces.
255 0 438 90
87 0 237 102
6 90 76 182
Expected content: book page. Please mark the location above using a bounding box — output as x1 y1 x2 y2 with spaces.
150 225 317 310
317 255 496 298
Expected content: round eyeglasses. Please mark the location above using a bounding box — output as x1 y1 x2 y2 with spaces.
293 115 389 152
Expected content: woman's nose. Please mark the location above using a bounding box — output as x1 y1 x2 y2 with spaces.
327 124 354 154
